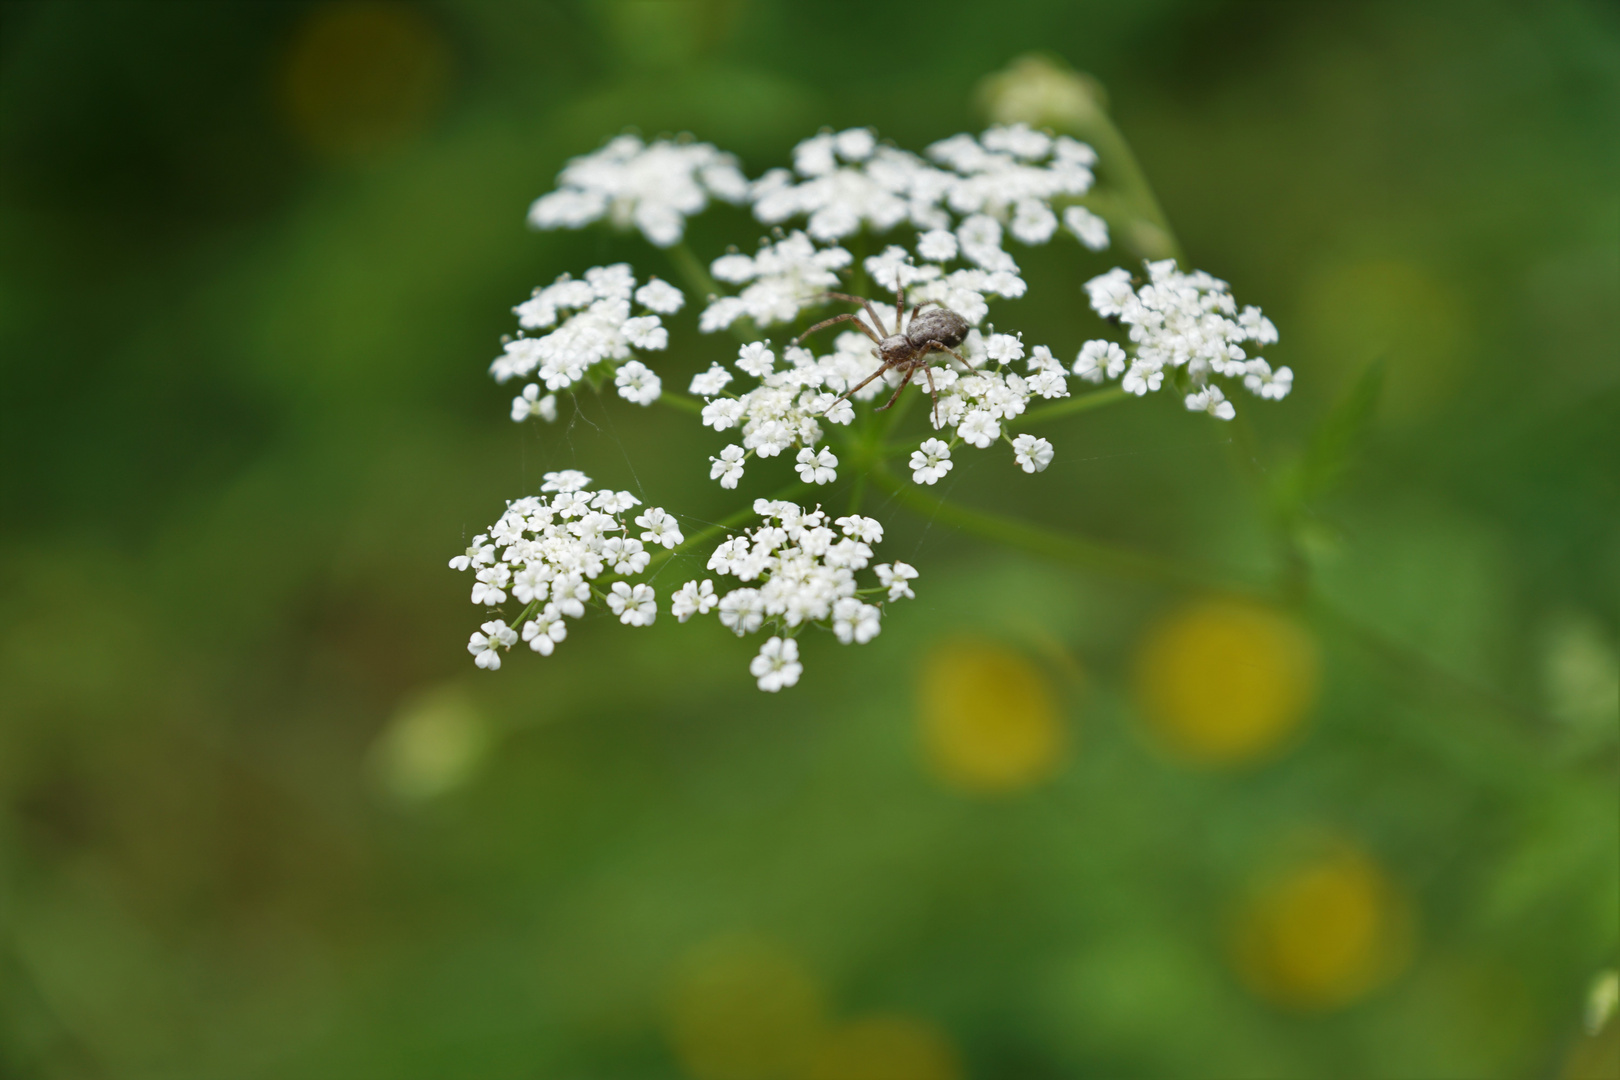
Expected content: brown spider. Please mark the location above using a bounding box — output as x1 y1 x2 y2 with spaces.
791 286 972 426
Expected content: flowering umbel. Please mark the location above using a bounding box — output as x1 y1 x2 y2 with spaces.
456 117 1291 689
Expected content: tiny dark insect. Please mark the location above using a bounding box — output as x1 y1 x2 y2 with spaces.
790 286 972 427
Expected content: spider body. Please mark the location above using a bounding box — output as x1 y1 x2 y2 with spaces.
792 289 973 426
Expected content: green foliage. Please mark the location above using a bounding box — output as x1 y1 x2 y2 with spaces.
1 2 1616 1078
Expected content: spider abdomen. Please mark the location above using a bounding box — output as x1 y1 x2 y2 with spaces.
906 308 969 350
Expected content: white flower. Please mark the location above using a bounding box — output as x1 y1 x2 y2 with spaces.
552 574 589 618
1028 368 1069 399
795 446 838 485
1122 361 1164 396
455 479 678 670
958 409 1001 448
910 438 954 485
1084 260 1283 398
690 364 733 396
512 565 551 604
591 489 642 514
521 605 567 655
634 278 685 314
751 130 952 240
927 125 1095 246
700 232 853 332
917 228 959 262
832 598 882 645
671 579 718 622
493 265 673 391
1084 267 1135 318
710 444 746 488
1063 205 1110 251
468 620 516 670
613 359 662 405
750 636 803 692
511 383 559 422
1186 383 1236 420
1243 359 1293 400
1239 305 1279 345
472 564 510 605
955 214 1019 272
701 397 746 431
736 342 776 379
1073 340 1127 382
875 562 919 601
1010 197 1059 244
607 581 658 626
985 332 1025 365
542 469 591 492
718 588 765 635
834 514 883 544
602 536 650 575
527 134 747 247
1012 433 1054 473
635 507 684 549
449 537 490 572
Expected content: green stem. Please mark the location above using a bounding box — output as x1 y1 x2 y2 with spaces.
871 470 1551 731
870 467 1256 595
1061 114 1184 263
1019 385 1130 426
659 390 706 415
644 480 810 574
668 242 719 300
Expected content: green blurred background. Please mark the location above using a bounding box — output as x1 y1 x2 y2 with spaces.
2 1 1617 1077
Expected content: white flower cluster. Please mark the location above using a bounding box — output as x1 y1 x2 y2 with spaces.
900 328 1067 469
527 134 748 248
926 124 1097 244
751 127 954 240
695 340 862 490
1082 259 1288 420
451 470 684 671
747 125 1103 256
492 264 683 413
672 500 918 691
701 231 853 333
461 118 1296 693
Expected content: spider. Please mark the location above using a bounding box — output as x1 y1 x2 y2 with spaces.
790 286 972 427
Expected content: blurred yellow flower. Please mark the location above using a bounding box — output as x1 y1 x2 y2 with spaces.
917 639 1065 793
1230 842 1413 1011
666 935 825 1080
1133 599 1319 766
278 1 451 159
366 684 491 802
807 1014 963 1080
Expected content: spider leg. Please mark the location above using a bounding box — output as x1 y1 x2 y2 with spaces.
875 364 918 412
823 361 896 415
934 344 974 373
821 292 891 338
792 311 882 348
895 282 906 337
923 364 942 429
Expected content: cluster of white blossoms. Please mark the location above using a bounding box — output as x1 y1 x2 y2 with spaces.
1082 259 1288 418
746 124 1103 252
671 500 917 691
493 264 684 413
527 134 748 248
700 231 853 333
696 340 856 490
461 117 1294 689
451 470 684 671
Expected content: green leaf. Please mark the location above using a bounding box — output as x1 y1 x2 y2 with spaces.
1277 357 1385 514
